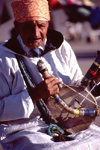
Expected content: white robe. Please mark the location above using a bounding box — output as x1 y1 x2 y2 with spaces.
0 39 100 150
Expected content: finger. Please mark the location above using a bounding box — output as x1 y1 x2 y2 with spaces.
49 77 62 84
45 76 56 82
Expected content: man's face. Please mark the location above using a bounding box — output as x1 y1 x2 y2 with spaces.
15 20 49 49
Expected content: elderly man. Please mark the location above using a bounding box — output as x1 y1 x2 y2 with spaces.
0 0 100 149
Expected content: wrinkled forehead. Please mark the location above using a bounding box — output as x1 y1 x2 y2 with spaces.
11 0 50 23
17 20 49 28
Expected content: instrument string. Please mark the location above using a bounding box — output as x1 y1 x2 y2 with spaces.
80 79 100 105
37 59 100 116
63 83 100 108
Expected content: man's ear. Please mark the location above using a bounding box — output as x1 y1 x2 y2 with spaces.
14 21 20 34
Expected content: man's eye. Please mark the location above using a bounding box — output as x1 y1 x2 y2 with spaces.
39 24 45 28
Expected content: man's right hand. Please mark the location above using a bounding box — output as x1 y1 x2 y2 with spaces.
30 76 62 102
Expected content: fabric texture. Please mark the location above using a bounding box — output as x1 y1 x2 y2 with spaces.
31 49 40 57
11 0 50 22
24 48 40 57
0 29 100 149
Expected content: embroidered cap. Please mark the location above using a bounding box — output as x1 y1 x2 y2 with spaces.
11 0 50 22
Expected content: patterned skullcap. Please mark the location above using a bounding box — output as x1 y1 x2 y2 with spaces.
11 0 50 22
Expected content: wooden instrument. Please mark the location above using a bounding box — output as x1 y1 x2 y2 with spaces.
16 53 100 136
47 85 97 134
37 59 99 134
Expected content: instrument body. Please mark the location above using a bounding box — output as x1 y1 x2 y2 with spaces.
37 59 98 134
16 55 99 137
47 85 97 134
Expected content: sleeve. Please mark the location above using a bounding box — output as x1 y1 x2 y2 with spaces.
0 53 34 122
61 40 83 85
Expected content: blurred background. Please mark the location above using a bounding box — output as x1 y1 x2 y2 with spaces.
0 1 100 149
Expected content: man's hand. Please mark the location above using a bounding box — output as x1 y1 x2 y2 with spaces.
30 76 62 102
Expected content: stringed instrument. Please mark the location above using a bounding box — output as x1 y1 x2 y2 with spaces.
37 52 100 134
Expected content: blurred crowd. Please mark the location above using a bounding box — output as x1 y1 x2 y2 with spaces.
0 0 100 43
49 0 100 42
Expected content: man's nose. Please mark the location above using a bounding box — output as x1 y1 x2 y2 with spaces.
31 26 40 37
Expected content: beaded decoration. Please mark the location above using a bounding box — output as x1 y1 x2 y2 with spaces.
37 59 100 117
